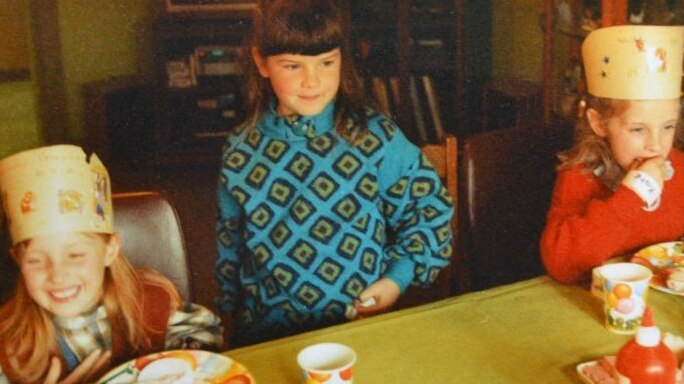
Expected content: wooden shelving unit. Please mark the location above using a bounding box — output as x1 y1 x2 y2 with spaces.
542 0 628 123
346 0 465 144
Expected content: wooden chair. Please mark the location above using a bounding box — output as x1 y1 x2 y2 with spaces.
461 125 572 291
394 134 461 309
0 191 192 303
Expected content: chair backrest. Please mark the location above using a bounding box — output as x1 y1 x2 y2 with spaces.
0 191 192 303
0 222 15 303
461 125 572 291
394 135 460 309
112 191 192 300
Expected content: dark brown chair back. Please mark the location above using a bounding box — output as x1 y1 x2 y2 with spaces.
0 191 192 303
0 221 16 303
461 125 572 291
112 191 192 300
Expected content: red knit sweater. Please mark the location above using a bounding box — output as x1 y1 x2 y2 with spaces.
541 149 684 284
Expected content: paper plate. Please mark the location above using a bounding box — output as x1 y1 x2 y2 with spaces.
632 241 684 296
576 360 605 384
578 356 684 384
96 349 254 384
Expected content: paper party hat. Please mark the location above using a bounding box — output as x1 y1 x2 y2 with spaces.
0 145 113 245
582 25 684 100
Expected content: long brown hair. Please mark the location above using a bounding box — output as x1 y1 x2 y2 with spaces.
0 233 180 383
241 0 369 143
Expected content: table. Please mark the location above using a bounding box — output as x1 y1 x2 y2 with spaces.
225 276 684 383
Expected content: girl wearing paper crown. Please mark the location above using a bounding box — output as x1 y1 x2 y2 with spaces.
0 145 223 383
541 25 684 284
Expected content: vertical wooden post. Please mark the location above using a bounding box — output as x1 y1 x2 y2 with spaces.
396 1 413 139
454 0 466 135
602 0 628 26
542 0 555 124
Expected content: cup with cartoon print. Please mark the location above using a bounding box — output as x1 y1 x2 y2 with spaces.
597 262 652 335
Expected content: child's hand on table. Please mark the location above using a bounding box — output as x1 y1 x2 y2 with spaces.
354 278 401 317
43 349 111 384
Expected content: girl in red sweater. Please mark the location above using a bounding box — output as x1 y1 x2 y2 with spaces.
541 25 684 284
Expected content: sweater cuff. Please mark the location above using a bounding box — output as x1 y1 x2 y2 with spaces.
612 184 653 220
384 256 415 293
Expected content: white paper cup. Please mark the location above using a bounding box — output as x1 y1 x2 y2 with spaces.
297 343 356 384
598 262 652 334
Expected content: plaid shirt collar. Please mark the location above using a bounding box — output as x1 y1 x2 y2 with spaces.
52 304 111 364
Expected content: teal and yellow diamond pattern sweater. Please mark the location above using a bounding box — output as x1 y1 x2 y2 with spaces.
216 102 454 343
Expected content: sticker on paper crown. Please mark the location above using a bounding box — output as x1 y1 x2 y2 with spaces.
0 145 113 245
582 25 684 100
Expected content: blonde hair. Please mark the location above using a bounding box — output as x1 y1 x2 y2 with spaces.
0 234 180 383
558 96 629 189
560 96 684 189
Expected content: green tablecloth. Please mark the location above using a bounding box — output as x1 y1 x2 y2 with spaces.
225 276 684 383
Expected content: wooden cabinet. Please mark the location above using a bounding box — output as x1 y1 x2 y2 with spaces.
151 17 250 165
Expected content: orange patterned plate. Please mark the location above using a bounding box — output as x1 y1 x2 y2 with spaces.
96 349 254 384
632 241 684 296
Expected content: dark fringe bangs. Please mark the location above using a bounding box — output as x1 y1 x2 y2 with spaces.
257 2 344 56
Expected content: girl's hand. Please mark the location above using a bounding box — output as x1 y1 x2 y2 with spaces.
43 349 111 384
629 156 668 190
354 278 401 317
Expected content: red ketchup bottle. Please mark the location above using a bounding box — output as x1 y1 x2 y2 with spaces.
615 307 678 384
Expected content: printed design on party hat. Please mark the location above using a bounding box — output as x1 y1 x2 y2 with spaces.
601 36 670 81
633 36 668 73
93 171 109 221
20 191 34 214
58 190 84 214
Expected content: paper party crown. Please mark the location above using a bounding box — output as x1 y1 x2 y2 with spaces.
0 145 113 245
582 25 684 100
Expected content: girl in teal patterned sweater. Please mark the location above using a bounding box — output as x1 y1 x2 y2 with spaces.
216 0 454 346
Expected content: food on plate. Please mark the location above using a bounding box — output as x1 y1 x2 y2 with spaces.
135 357 196 384
580 356 617 384
630 242 684 295
665 268 684 293
633 242 684 269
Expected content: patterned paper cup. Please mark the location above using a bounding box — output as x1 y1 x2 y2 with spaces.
297 343 356 384
599 262 652 334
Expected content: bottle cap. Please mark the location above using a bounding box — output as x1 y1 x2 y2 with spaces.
636 307 661 347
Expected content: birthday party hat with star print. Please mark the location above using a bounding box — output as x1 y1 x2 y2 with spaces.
0 145 113 245
582 25 684 100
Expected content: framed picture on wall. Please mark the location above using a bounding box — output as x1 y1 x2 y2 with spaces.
165 0 256 17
